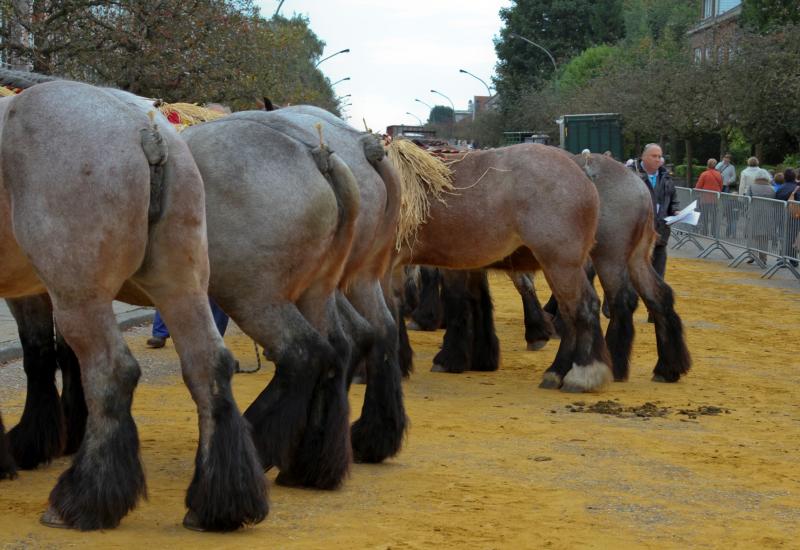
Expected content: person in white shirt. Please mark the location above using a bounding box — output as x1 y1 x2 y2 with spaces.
715 153 737 193
738 156 771 197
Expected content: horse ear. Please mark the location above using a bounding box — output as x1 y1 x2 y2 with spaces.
263 97 276 111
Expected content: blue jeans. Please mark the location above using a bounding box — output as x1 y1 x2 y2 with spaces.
152 299 230 339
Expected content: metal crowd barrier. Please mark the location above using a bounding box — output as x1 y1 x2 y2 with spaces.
671 187 800 282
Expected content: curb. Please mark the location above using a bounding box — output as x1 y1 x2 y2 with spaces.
0 309 154 364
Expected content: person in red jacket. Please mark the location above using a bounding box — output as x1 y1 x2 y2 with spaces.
695 158 723 235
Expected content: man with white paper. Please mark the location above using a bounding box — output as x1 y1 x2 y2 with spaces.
635 143 680 286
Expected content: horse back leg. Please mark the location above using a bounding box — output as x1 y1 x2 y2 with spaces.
539 258 612 393
55 328 86 455
466 270 500 371
5 295 66 469
432 270 474 373
347 278 408 464
627 229 692 382
42 300 146 530
0 413 17 480
591 255 639 382
509 272 555 351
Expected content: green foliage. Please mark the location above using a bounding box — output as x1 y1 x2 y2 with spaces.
0 1 338 112
494 0 625 100
558 44 622 92
429 105 454 124
741 0 800 32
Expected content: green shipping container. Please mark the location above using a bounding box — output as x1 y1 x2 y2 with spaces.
557 113 623 160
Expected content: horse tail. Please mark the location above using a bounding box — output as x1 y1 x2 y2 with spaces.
626 208 692 382
310 143 360 271
140 112 169 224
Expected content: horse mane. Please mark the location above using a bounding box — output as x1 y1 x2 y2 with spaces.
385 139 455 251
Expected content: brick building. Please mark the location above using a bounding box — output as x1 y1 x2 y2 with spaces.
687 0 742 64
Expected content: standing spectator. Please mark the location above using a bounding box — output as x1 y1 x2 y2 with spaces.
746 169 776 264
716 153 737 193
636 143 679 280
775 168 799 267
695 158 723 235
738 156 771 197
775 168 798 201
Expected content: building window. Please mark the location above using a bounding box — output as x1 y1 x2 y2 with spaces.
694 48 703 63
717 0 741 15
705 46 712 61
718 46 726 63
703 0 714 19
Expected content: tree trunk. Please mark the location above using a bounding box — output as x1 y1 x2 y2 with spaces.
685 139 693 187
755 143 763 162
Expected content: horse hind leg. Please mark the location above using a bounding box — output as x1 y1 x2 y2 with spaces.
509 272 554 351
628 235 691 382
432 270 474 373
592 259 639 382
408 267 444 331
0 413 17 480
55 328 87 455
540 263 612 393
348 279 407 464
43 301 146 530
5 295 66 469
467 270 500 372
274 290 354 490
146 292 267 530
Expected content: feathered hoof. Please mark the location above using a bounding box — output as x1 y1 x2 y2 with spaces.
431 363 461 373
560 361 612 393
40 506 70 529
651 373 680 383
182 510 207 532
538 371 562 389
527 339 548 351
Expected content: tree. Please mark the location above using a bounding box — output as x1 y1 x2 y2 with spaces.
494 0 625 100
741 0 800 32
429 105 454 124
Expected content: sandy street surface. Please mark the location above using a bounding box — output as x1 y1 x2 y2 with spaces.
0 256 798 549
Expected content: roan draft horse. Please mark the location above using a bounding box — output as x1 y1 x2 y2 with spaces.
411 152 691 385
393 143 612 392
0 77 267 531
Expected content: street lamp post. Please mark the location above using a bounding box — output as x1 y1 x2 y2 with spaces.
430 89 455 111
405 112 423 126
338 94 351 102
458 69 492 97
315 48 350 68
414 98 432 111
331 76 351 86
509 33 558 88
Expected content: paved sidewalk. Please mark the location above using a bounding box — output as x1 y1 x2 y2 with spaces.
0 301 154 363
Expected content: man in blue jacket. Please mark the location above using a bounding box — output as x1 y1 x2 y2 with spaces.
636 143 680 280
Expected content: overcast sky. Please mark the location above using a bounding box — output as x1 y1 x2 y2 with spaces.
255 0 511 132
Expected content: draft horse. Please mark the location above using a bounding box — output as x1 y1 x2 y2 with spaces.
0 79 267 531
416 153 691 384
394 143 612 392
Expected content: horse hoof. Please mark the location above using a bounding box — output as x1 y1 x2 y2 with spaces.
431 363 459 373
40 506 70 529
538 372 562 389
560 361 612 393
527 340 548 351
406 320 422 331
182 510 207 532
275 471 302 488
651 374 679 383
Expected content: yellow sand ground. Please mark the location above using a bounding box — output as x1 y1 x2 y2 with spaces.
0 257 798 549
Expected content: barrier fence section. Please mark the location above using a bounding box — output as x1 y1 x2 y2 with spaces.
671 187 800 282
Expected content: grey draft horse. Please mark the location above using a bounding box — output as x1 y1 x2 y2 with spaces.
252 106 408 464
394 143 612 392
0 79 267 531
